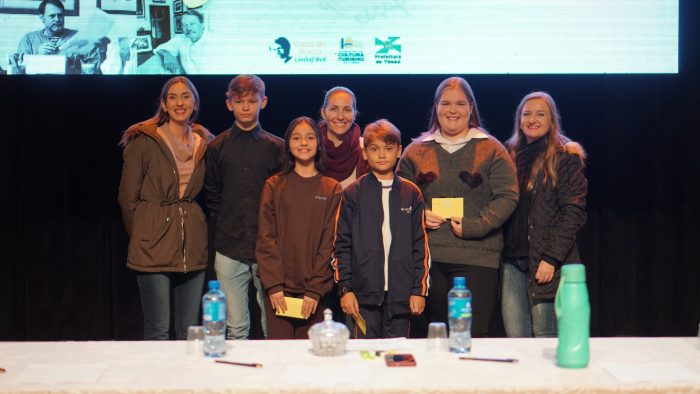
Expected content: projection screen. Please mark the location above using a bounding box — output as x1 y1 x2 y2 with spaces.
0 0 678 75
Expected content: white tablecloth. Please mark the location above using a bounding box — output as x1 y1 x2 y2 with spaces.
1 337 699 393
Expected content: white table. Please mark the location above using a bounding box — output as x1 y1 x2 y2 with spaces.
1 338 699 393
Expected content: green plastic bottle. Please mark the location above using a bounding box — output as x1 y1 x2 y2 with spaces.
555 264 590 368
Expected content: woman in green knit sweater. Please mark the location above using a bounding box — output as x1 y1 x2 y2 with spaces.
396 77 518 337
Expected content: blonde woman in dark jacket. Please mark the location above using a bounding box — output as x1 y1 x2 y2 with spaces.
118 76 213 340
501 91 587 338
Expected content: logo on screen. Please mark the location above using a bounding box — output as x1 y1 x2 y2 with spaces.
340 38 355 49
292 39 328 64
338 37 365 64
375 36 402 65
375 37 401 54
270 37 293 64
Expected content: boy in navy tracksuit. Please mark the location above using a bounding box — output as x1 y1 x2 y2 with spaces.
332 119 430 339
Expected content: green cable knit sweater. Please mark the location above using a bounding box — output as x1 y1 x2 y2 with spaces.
396 133 518 269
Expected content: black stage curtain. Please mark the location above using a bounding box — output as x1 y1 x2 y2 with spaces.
1 2 698 341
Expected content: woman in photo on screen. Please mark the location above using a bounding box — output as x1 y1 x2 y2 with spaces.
396 76 518 337
318 86 369 189
255 117 342 339
118 76 213 340
501 91 587 337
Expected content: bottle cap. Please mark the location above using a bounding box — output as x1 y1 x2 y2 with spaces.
208 280 220 290
453 277 466 288
561 264 586 283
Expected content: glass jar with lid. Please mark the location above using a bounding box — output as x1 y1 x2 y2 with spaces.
308 308 349 356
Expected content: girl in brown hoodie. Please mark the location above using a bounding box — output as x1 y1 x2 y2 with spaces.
256 117 342 339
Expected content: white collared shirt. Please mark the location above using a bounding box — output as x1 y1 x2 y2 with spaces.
423 128 489 153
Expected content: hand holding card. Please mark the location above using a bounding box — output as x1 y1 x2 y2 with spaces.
353 313 367 335
432 198 463 219
275 297 306 319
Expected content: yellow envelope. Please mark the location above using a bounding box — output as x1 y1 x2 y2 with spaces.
275 297 306 319
432 198 463 219
354 313 367 335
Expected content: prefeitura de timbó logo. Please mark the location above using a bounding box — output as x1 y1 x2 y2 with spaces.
374 36 401 64
337 37 365 64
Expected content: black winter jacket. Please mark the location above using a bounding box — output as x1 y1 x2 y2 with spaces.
332 173 430 314
509 141 588 299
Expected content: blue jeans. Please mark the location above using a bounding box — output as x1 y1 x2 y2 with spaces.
214 252 267 339
501 257 557 338
136 270 205 340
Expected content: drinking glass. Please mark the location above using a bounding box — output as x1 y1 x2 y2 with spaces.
80 58 98 75
426 322 448 352
186 325 205 356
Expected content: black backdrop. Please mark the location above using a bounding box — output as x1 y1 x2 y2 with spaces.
2 1 699 340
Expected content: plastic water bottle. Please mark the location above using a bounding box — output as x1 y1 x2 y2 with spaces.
448 276 472 353
555 264 590 368
202 280 226 357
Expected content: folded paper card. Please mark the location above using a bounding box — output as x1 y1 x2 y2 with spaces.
275 297 306 319
432 198 463 219
353 313 367 335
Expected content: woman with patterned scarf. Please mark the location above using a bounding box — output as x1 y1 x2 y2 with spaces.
318 86 369 189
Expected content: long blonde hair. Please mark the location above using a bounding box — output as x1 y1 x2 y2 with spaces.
506 91 585 191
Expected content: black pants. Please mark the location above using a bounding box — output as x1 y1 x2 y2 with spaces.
427 262 498 338
348 300 411 339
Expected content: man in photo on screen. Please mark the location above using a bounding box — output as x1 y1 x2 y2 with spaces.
140 9 210 74
13 0 109 74
16 0 77 56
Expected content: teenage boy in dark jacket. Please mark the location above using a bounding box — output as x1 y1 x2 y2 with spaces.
332 119 430 339
205 75 284 339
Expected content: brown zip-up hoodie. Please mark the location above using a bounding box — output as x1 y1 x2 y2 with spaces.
118 119 213 273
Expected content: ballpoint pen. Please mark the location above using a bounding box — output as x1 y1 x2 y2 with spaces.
215 360 263 368
459 356 519 363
